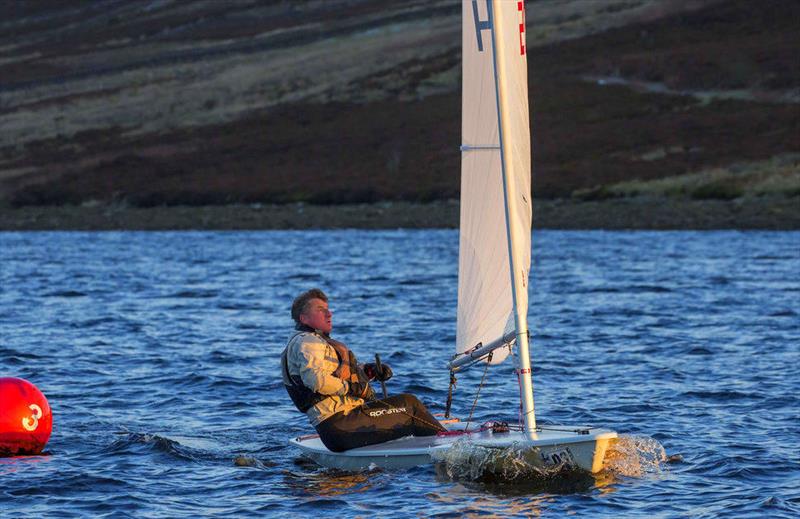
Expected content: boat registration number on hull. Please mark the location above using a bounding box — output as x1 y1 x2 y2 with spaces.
540 447 575 468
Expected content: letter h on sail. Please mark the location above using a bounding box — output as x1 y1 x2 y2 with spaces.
471 0 492 52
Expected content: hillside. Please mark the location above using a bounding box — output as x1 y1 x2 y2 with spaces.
0 0 798 209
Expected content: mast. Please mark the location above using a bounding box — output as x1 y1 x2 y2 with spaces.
489 0 536 436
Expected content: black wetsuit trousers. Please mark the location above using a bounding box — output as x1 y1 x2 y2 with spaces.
315 393 446 452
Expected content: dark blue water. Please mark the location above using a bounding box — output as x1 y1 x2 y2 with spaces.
1 230 798 517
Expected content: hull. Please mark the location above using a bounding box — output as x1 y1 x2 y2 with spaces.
290 426 617 474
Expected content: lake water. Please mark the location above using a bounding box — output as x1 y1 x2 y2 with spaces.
1 230 798 517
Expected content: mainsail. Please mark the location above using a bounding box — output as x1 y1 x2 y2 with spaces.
457 0 532 365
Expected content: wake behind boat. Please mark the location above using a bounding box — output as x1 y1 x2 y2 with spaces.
291 0 617 476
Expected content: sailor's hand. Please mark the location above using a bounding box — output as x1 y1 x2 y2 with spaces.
347 380 370 399
328 338 353 379
333 362 351 380
364 362 393 382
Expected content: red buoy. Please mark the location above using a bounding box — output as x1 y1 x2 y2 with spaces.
0 378 52 456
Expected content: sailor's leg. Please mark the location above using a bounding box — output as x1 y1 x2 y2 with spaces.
371 393 446 435
314 394 444 452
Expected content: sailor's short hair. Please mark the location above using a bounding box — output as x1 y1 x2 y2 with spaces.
291 288 328 323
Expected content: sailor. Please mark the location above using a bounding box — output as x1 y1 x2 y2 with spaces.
282 288 446 452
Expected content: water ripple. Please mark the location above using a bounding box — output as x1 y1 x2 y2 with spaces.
0 230 797 517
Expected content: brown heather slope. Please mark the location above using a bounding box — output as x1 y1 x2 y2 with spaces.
0 0 797 209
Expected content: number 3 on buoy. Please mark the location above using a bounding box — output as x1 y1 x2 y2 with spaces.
1 378 52 456
22 404 43 432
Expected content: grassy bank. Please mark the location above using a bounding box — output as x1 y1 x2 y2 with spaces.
2 196 797 231
574 154 800 201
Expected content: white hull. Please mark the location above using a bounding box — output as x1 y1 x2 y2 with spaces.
290 425 617 474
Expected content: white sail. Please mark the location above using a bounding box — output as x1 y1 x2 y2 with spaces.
457 0 531 365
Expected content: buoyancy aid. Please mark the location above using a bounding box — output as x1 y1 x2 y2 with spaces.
281 345 328 413
281 326 374 414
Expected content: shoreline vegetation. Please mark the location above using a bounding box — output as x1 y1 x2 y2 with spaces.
3 156 797 231
2 196 797 231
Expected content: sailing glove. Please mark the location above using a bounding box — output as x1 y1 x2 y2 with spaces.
342 352 373 400
364 362 393 382
347 379 370 399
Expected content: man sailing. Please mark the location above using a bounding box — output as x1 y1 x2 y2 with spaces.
282 288 445 452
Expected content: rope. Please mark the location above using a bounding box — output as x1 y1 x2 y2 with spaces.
539 425 591 434
444 371 456 419
436 420 523 437
464 351 492 432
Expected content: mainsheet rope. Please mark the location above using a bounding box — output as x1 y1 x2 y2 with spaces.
464 351 492 432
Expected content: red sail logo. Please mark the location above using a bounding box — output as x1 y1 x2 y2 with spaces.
518 1 526 55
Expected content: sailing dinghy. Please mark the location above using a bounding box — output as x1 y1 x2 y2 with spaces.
290 0 616 475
